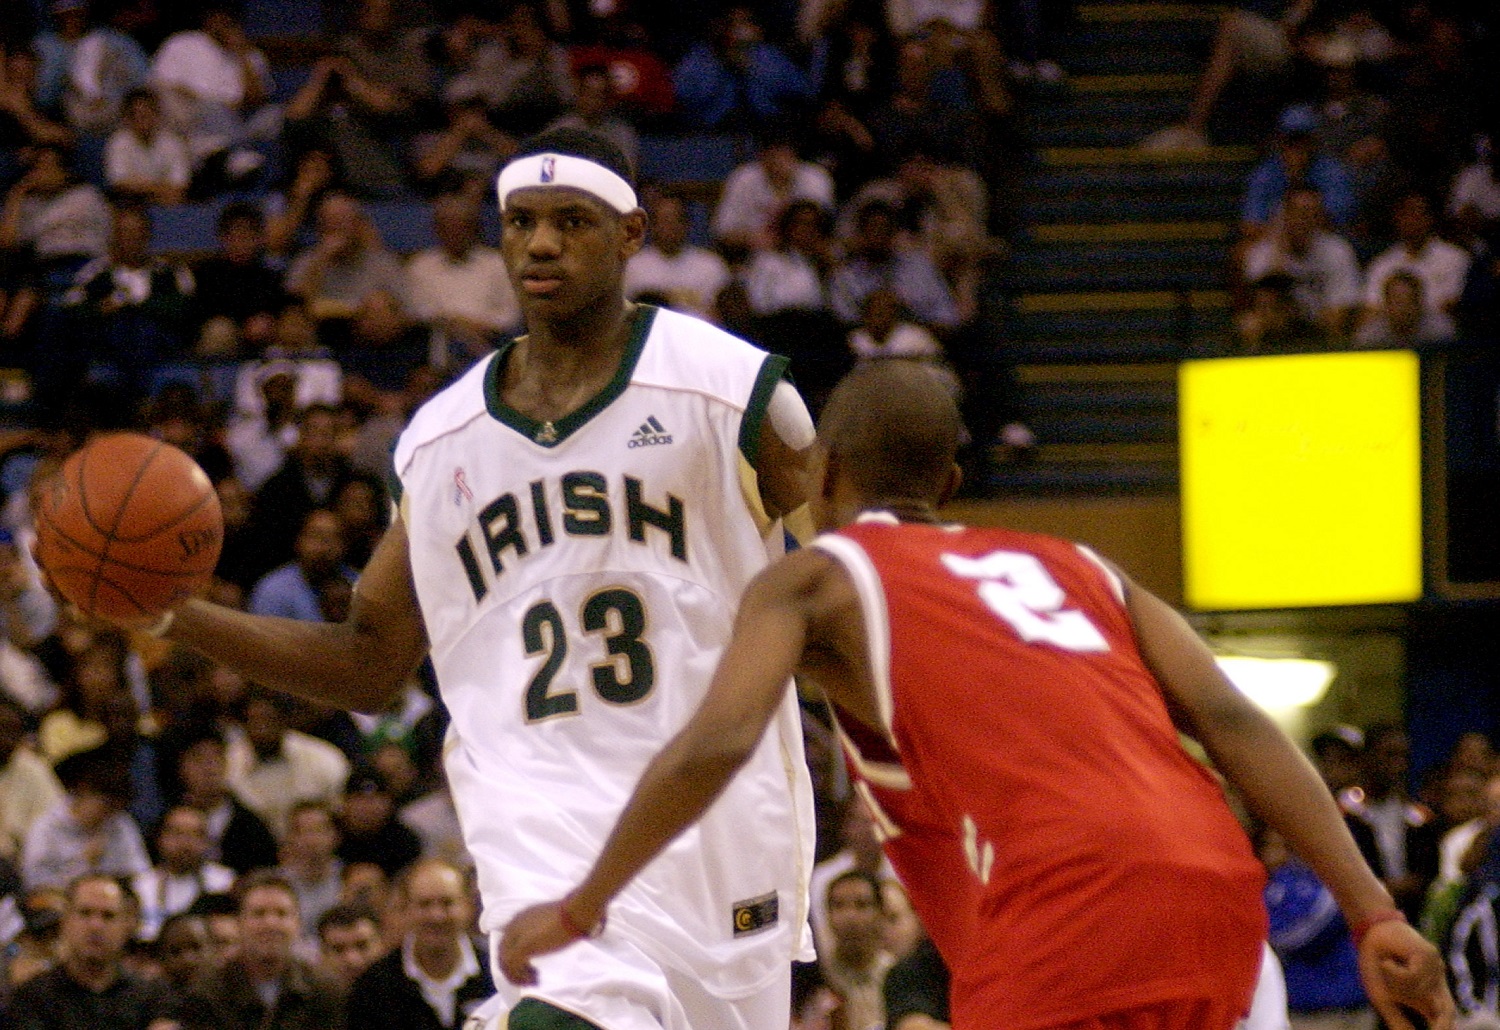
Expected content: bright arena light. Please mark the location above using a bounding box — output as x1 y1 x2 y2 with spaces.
1215 656 1337 712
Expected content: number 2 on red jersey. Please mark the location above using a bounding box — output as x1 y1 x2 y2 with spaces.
941 550 1110 653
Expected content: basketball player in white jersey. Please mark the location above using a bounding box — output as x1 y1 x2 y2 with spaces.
141 128 819 1030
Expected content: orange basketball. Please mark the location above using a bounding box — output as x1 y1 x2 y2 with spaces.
34 433 223 622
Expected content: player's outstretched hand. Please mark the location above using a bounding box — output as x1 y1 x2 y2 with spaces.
1357 919 1455 1030
498 901 579 986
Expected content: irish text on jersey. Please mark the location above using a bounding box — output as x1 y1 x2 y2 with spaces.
453 471 687 603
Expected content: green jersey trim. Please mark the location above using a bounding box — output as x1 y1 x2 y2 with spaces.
483 304 658 447
738 353 790 462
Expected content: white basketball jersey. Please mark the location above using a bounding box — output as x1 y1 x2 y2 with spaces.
393 306 816 998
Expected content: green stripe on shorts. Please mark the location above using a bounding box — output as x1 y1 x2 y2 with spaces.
507 998 605 1030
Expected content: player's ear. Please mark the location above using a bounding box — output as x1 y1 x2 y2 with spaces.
938 462 963 506
619 208 647 259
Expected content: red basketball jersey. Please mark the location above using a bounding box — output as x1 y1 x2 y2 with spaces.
815 516 1267 1030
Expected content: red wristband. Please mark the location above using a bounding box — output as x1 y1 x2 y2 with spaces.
558 897 605 941
1351 908 1407 947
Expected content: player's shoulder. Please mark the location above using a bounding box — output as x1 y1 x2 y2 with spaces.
392 354 495 472
634 304 779 397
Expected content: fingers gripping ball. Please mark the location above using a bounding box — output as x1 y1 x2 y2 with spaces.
34 433 223 622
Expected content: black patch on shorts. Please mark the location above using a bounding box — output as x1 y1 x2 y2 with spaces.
732 891 779 937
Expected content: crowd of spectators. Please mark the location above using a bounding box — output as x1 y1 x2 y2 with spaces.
0 1 1047 1027
1145 1 1500 352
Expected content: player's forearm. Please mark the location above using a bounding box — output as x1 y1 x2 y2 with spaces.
168 598 412 711
1195 698 1394 923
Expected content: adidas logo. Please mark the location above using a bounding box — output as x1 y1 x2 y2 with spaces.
629 416 673 448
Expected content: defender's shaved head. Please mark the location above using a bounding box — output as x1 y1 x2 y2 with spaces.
818 360 965 505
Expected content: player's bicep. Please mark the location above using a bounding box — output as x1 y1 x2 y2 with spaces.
349 516 429 674
1123 577 1261 740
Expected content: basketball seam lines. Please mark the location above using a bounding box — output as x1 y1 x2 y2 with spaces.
108 485 217 544
36 510 218 576
81 440 165 615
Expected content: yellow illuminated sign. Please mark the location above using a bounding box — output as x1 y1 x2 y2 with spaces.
1180 351 1422 610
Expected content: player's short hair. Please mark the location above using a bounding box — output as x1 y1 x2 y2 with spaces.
511 126 635 187
819 360 966 505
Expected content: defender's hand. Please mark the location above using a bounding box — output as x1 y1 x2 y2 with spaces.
1358 919 1455 1030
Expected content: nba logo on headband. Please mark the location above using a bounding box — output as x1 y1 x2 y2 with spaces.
540 157 556 183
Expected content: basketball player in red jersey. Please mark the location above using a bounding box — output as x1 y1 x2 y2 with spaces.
499 361 1453 1030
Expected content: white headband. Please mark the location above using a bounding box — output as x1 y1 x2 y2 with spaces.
495 153 638 214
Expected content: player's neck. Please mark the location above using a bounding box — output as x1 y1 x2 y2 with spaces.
857 499 943 525
525 296 633 362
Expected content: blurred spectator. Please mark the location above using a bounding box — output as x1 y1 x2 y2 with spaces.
30 0 92 116
192 202 283 357
130 805 234 941
167 871 344 1030
187 891 241 966
346 858 490 1030
1237 271 1327 352
154 912 212 992
0 45 74 158
443 3 574 138
332 476 388 571
336 292 432 398
266 148 336 258
8 886 66 988
0 145 110 276
413 97 517 195
103 89 190 206
743 198 831 317
37 630 127 762
21 750 149 889
285 66 408 200
7 874 170 1030
61 202 195 393
0 526 57 656
624 192 730 320
830 199 960 329
567 18 676 121
316 902 383 991
395 771 466 871
73 689 162 830
1384 17 1479 199
1361 191 1470 322
1353 271 1456 347
248 509 355 623
841 150 990 322
545 65 639 173
712 130 834 254
821 869 896 1030
1449 138 1500 246
1144 0 1314 151
848 287 944 361
1310 726 1365 795
336 767 423 878
792 960 842 1030
1257 826 1373 1029
148 8 277 174
406 193 518 360
276 802 344 939
245 400 359 573
227 691 350 837
1242 107 1357 238
1342 723 1440 922
286 192 408 324
883 935 949 1030
865 36 986 171
338 0 437 119
810 795 891 957
879 879 923 962
0 697 63 862
170 724 279 875
226 363 304 494
1242 187 1363 338
58 3 150 133
673 5 813 131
